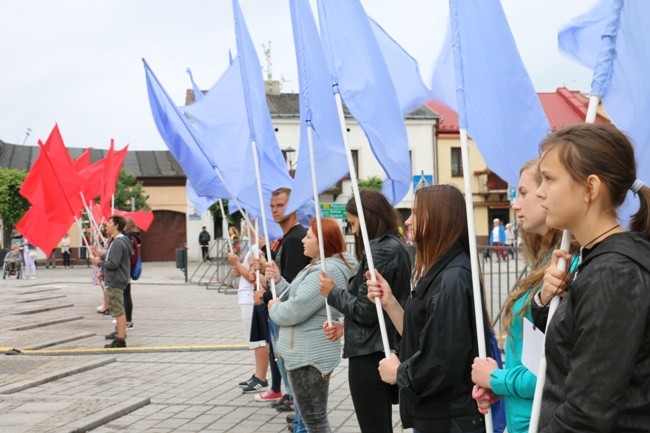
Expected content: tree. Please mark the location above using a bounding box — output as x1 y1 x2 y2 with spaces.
0 168 29 248
356 176 383 191
112 169 151 211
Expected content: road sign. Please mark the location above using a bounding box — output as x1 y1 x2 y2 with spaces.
413 174 433 190
320 203 347 219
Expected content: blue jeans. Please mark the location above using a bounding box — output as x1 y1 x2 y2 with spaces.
288 366 331 433
269 319 306 433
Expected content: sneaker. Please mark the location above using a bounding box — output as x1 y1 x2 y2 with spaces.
104 339 126 348
241 376 268 393
105 331 117 340
126 322 134 329
271 394 291 408
254 390 282 402
238 374 256 388
286 413 295 424
275 400 294 413
287 424 294 432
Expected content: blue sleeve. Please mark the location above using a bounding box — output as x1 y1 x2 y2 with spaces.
490 365 537 398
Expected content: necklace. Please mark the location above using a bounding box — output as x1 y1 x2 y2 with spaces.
583 224 621 248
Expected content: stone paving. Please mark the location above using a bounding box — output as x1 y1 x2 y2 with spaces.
0 262 406 432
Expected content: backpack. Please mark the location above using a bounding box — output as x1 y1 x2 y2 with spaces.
128 233 142 280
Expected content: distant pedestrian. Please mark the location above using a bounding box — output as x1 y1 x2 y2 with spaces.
199 226 211 261
61 234 71 268
489 218 507 261
504 223 516 259
21 238 36 279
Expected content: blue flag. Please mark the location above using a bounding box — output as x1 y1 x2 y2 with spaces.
231 0 294 220
369 17 432 115
431 0 550 187
559 0 650 226
316 0 411 204
187 181 217 215
143 59 229 201
285 0 347 215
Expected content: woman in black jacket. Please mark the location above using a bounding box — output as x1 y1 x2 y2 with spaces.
319 189 411 433
368 185 486 433
536 123 650 432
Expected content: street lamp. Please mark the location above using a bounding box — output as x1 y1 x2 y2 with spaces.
284 146 296 171
22 128 32 145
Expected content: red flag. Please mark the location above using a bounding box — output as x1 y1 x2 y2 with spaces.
74 148 92 171
37 140 84 222
16 206 74 256
112 209 154 231
78 157 106 202
99 140 128 216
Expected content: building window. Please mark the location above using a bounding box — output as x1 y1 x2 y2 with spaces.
451 147 463 177
343 149 359 179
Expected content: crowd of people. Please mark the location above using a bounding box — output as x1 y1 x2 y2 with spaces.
225 123 649 433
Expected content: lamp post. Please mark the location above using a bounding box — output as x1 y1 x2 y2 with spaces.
284 146 296 176
22 128 32 145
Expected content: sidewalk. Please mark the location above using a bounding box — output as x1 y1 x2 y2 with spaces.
0 262 405 432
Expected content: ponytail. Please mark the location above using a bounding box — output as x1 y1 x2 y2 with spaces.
631 185 650 239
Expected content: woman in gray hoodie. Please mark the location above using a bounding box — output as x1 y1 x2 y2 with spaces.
266 218 356 433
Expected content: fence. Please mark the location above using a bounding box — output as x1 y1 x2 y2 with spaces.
190 239 526 334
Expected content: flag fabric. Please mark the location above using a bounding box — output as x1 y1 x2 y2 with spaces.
559 0 650 226
316 0 411 204
16 206 74 257
74 148 92 171
285 0 347 214
369 17 432 115
230 0 294 219
431 0 550 187
111 209 154 232
186 67 204 101
78 157 106 203
99 140 128 217
143 58 231 201
187 181 218 215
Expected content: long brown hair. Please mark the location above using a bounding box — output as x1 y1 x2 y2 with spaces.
411 185 469 281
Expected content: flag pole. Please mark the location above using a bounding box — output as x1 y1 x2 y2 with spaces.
333 88 391 358
528 95 599 432
307 121 333 326
218 199 234 254
250 138 277 299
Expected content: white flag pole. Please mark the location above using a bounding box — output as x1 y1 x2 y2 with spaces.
459 128 493 433
528 95 598 432
333 89 391 358
250 139 277 299
307 122 333 326
254 219 261 292
218 199 234 254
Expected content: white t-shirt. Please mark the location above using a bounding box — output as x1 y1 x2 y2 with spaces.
492 226 501 243
237 244 259 305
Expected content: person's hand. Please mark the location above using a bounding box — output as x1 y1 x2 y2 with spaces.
319 271 336 298
471 357 498 389
227 253 239 266
541 249 574 305
253 288 266 306
268 297 280 310
322 320 344 341
90 256 100 266
366 270 394 308
472 384 500 414
378 353 400 384
265 261 281 285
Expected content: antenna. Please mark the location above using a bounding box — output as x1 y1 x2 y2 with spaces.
262 41 272 80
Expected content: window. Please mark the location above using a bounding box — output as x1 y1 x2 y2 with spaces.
451 147 463 177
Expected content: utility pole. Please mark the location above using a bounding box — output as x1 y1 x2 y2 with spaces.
262 41 272 80
22 128 32 145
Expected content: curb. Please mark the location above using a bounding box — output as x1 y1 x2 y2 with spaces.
56 397 151 433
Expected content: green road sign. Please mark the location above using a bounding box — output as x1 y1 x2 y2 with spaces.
320 203 347 219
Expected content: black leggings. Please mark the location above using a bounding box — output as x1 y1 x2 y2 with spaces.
349 352 394 433
124 283 133 322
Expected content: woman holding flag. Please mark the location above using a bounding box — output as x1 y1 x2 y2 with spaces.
265 218 356 433
319 190 411 433
535 124 650 432
367 185 489 433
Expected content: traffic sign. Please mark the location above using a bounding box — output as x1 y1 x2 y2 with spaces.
320 203 347 219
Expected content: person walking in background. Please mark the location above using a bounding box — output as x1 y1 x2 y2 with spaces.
21 237 36 279
320 190 411 433
534 124 650 432
471 159 578 433
368 185 489 433
199 226 211 261
91 215 133 349
61 234 71 268
504 223 516 259
266 218 356 433
489 218 507 262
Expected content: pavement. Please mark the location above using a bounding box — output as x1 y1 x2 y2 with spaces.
0 262 406 433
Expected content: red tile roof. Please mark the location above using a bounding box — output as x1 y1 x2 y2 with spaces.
426 87 609 134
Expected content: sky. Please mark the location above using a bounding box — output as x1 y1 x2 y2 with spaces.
0 0 598 151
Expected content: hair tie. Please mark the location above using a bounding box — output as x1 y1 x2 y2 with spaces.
631 179 644 194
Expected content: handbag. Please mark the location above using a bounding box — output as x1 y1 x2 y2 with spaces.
131 255 142 280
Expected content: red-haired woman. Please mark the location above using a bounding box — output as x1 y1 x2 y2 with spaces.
265 218 357 433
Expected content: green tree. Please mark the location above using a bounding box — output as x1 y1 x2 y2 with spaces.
112 169 151 211
356 176 383 191
0 168 29 248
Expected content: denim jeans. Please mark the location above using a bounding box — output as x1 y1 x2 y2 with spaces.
288 366 331 433
269 320 306 433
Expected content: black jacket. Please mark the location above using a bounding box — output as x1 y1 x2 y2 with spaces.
198 231 210 246
326 234 411 358
540 232 650 433
395 243 484 431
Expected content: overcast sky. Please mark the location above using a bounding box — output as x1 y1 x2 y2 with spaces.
0 0 597 151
